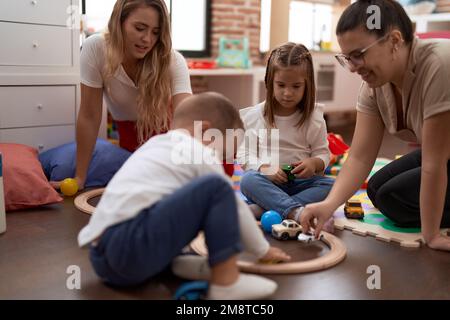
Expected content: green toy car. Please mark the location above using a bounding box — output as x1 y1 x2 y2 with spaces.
281 164 296 182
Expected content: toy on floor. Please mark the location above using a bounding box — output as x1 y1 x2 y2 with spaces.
261 210 282 233
174 281 208 300
334 190 449 248
298 232 323 243
327 133 349 156
344 199 365 219
60 178 79 196
190 231 347 274
271 219 302 240
281 164 296 182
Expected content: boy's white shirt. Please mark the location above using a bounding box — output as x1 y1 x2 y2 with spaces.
77 130 269 258
237 101 330 171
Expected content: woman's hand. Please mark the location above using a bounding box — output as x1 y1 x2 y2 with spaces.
292 158 316 179
300 201 336 238
259 165 288 185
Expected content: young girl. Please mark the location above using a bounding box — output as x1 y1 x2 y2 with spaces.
238 42 334 225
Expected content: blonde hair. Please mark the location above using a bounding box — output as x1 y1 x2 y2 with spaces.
264 42 316 128
104 0 172 144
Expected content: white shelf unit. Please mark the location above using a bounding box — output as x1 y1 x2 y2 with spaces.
189 67 267 109
312 52 361 113
410 13 450 33
0 0 80 153
189 56 362 113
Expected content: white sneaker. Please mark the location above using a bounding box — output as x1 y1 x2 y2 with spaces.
208 274 277 300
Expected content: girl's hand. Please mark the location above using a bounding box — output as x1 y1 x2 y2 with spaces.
425 233 450 251
292 158 316 179
259 165 288 185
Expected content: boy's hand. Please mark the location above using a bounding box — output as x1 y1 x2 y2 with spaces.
259 246 291 263
292 158 316 179
259 165 288 185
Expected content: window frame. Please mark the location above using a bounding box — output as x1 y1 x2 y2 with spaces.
81 0 212 57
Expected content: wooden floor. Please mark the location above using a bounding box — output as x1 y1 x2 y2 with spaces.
1 120 449 300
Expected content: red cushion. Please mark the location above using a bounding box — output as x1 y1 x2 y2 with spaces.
0 144 62 211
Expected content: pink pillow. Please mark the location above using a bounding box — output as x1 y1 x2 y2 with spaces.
0 143 62 211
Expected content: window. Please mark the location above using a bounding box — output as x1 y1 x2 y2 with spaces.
288 1 332 51
81 0 211 57
259 0 272 53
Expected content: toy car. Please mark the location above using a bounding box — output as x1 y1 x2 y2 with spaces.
297 232 323 243
344 199 365 219
272 219 302 240
281 164 296 182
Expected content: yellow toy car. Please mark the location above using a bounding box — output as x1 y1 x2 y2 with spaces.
344 199 365 219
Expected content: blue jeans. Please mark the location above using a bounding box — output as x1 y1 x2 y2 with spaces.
240 170 334 218
89 174 242 287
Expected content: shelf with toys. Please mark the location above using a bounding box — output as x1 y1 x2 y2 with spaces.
188 37 267 109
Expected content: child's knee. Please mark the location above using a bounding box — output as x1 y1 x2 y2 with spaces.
240 170 260 193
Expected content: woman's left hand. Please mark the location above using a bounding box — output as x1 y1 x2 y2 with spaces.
425 233 450 251
292 158 316 179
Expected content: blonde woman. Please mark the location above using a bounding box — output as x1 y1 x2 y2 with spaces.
55 0 192 189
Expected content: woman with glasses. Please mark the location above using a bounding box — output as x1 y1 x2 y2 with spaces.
300 0 450 251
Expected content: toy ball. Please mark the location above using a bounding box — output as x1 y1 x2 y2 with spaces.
60 178 79 196
261 210 282 233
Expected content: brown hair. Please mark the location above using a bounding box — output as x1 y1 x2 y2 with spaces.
336 0 414 43
264 42 316 128
104 0 172 144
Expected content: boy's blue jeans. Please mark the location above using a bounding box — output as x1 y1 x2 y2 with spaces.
89 174 242 287
240 170 335 218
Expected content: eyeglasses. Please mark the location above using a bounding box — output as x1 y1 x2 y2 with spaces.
335 34 389 71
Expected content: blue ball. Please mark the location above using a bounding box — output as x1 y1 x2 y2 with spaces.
261 210 282 233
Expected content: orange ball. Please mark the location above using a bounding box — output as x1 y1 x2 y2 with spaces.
60 178 79 196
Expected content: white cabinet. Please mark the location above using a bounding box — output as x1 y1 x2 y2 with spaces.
189 67 267 109
312 52 361 113
0 0 72 26
410 13 450 33
0 0 80 152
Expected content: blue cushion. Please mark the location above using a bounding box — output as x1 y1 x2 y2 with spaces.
39 139 131 187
